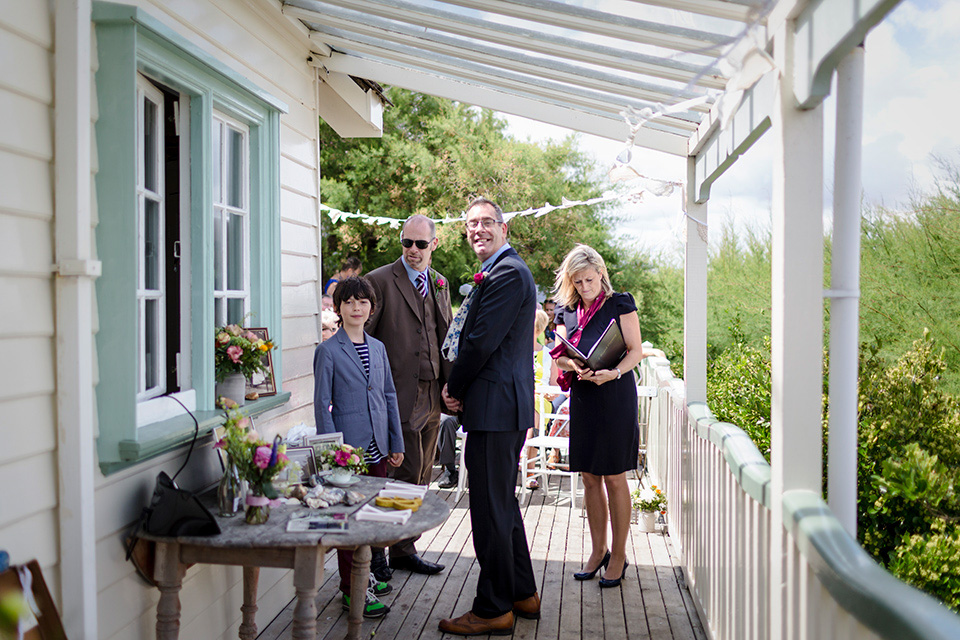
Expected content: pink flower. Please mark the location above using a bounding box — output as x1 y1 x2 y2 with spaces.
254 446 272 469
226 324 242 336
227 345 243 363
349 454 359 465
246 430 260 442
214 439 226 449
473 272 486 284
335 450 350 466
435 276 446 291
342 444 355 453
217 332 231 345
237 417 250 429
244 331 259 341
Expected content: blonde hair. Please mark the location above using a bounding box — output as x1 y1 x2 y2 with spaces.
553 244 613 309
534 309 550 336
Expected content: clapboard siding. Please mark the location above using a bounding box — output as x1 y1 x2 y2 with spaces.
0 395 57 465
0 336 55 402
0 510 59 569
282 252 319 286
0 451 58 527
0 214 53 275
86 1 322 637
281 218 319 258
0 27 53 105
0 150 54 219
282 344 316 383
280 186 318 227
0 2 52 49
0 276 54 337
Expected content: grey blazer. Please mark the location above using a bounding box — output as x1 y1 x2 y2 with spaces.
313 329 404 457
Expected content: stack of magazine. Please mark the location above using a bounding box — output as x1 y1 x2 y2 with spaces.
555 318 627 371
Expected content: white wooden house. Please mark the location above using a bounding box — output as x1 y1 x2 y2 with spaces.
4 0 958 638
0 1 382 637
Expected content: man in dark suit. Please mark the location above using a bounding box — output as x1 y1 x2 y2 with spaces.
365 214 453 578
439 197 539 636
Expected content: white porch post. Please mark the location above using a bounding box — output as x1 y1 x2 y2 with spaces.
684 156 708 404
828 45 865 538
54 0 99 637
769 22 825 640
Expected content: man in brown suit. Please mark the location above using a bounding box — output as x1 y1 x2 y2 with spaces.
365 214 453 577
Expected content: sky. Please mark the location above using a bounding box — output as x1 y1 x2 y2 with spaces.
504 0 960 258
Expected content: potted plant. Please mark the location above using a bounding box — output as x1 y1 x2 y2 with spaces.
214 324 276 406
631 485 667 533
214 399 289 524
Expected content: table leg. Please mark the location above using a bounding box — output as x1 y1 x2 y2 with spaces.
239 566 260 640
346 545 372 640
155 542 184 640
291 546 323 640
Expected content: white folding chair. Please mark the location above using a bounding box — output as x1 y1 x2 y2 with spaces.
520 385 580 507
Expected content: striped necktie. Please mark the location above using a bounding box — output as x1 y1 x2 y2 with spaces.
415 272 427 298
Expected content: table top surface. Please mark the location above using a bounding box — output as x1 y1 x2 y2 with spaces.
141 476 450 549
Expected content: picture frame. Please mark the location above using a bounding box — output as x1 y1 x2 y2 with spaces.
305 433 344 466
283 446 317 484
245 327 277 398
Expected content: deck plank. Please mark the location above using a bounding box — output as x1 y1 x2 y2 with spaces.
258 474 705 640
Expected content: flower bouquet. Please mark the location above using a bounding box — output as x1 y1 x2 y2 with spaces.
214 324 276 405
318 443 368 484
214 399 289 523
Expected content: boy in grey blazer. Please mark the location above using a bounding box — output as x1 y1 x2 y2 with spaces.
313 277 405 618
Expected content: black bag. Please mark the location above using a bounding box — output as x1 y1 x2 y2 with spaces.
140 471 220 537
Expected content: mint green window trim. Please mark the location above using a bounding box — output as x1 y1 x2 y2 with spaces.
93 2 287 474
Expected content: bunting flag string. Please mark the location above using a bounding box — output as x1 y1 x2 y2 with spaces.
319 183 680 228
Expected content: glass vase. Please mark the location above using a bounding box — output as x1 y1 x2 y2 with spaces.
245 486 270 524
217 456 242 517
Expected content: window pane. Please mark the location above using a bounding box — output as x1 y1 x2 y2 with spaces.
144 198 160 290
227 212 243 291
212 120 222 204
143 96 158 193
227 298 245 325
214 207 224 290
215 297 225 328
144 298 159 390
226 127 244 208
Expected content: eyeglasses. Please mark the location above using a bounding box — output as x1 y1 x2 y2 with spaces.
401 238 432 249
465 217 502 230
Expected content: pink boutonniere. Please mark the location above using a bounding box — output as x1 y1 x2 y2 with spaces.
473 271 486 284
433 272 447 292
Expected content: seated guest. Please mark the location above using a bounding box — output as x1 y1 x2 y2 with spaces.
435 413 460 488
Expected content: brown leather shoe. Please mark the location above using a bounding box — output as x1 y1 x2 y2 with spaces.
438 610 514 636
513 592 541 619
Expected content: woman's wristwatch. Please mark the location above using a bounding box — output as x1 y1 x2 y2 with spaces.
615 367 622 380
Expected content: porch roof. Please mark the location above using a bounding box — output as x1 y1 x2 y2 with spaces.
281 0 772 157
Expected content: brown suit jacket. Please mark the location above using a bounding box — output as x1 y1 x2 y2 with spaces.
365 258 454 426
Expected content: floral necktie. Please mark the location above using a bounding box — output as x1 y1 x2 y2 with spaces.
441 271 485 362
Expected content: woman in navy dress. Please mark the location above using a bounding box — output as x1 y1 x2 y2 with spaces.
552 244 645 588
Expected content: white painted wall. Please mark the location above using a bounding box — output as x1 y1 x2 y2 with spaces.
0 0 327 637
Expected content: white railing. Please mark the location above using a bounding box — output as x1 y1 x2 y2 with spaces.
639 357 960 640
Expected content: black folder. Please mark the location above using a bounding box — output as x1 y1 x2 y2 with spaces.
556 318 627 372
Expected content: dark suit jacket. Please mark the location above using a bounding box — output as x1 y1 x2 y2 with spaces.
365 258 453 425
313 329 404 456
446 247 536 432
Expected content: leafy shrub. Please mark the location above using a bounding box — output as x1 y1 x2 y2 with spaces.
889 521 960 612
706 335 772 460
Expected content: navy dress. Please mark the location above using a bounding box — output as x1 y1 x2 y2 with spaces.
556 292 640 476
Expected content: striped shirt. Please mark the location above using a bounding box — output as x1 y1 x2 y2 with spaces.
352 341 385 465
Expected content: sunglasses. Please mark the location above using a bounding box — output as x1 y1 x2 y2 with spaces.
401 238 432 249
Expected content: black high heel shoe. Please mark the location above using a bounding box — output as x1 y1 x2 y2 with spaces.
598 560 629 588
573 551 610 581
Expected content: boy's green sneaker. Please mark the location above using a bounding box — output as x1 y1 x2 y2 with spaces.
369 573 392 596
342 589 390 618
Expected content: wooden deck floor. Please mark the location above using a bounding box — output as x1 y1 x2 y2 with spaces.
258 474 706 640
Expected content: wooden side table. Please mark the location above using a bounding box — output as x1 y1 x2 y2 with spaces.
141 477 449 640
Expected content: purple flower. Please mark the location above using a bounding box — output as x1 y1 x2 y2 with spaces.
254 446 272 469
269 436 280 468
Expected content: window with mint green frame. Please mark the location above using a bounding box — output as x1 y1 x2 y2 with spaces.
93 2 288 473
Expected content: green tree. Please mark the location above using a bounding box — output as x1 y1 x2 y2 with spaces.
320 87 645 302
